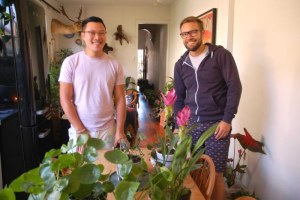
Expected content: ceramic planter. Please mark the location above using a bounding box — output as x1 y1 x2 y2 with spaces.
155 149 175 168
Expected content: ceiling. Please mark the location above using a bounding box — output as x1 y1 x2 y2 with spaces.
58 0 176 7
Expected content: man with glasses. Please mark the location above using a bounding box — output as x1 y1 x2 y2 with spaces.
59 16 128 150
174 16 242 200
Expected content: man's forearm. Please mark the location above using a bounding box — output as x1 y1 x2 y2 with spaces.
61 99 85 132
115 99 126 137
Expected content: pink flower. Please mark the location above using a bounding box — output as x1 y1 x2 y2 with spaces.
162 88 177 106
176 106 191 127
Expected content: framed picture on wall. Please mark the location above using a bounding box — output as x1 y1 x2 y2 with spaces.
197 8 217 44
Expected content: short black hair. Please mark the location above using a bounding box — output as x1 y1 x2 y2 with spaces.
81 16 106 30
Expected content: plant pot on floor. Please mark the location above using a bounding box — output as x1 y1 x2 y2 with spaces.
155 148 175 168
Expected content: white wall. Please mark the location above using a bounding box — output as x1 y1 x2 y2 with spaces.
168 0 300 199
167 0 233 77
233 0 300 199
54 3 170 80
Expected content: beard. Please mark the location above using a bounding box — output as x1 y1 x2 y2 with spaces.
184 39 202 52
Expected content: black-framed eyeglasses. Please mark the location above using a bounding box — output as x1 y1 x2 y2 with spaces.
83 31 107 37
180 29 200 39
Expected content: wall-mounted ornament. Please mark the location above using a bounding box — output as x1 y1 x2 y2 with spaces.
51 6 82 38
114 25 129 45
103 43 113 54
75 38 82 46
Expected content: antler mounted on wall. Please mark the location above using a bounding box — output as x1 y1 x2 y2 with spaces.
51 6 83 37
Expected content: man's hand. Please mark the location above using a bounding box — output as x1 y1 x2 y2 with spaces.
114 132 130 148
214 121 231 140
173 128 179 135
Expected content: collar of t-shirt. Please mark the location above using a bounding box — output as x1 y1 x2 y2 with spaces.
189 45 209 70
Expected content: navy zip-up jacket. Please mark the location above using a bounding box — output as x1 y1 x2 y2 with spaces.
174 44 242 128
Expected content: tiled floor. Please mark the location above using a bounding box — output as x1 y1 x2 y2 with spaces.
136 94 165 147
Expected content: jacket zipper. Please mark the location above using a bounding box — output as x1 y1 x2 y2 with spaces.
182 50 212 122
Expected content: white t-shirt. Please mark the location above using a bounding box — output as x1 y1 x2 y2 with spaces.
189 45 209 70
59 51 125 131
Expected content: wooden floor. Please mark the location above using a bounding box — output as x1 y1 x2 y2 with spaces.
136 94 164 147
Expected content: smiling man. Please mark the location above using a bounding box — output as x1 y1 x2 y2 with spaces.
173 16 242 200
59 16 128 149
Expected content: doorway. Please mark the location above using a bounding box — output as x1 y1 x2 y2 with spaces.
138 24 167 91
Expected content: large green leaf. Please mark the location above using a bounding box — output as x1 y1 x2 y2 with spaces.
171 136 191 173
9 168 44 194
51 154 75 172
115 181 139 200
87 138 105 150
150 184 165 200
117 161 133 178
101 181 115 193
0 188 15 200
192 123 217 155
71 183 95 199
159 167 173 182
71 152 84 168
53 178 69 192
150 169 172 189
76 134 89 146
44 149 61 159
39 164 56 191
62 174 80 194
104 149 129 164
76 164 100 184
83 146 98 163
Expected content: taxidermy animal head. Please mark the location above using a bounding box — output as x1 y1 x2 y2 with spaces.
51 6 82 37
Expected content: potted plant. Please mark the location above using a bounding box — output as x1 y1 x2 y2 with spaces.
48 48 73 142
150 77 175 127
49 48 73 118
0 134 116 200
149 82 179 169
146 86 217 200
104 139 149 200
224 128 266 200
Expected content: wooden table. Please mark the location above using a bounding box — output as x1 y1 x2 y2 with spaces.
96 148 205 200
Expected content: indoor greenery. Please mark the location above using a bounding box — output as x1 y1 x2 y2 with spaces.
150 77 174 124
104 145 148 200
49 48 73 117
224 128 265 199
0 134 151 200
0 134 115 199
146 85 217 200
0 2 13 54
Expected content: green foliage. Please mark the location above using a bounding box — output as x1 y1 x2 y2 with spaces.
150 77 174 121
0 188 15 200
162 77 174 95
125 76 138 92
147 123 217 200
0 3 13 52
104 148 147 200
0 134 115 200
49 48 73 114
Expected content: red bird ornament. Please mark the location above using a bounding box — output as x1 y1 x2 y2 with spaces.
231 128 266 154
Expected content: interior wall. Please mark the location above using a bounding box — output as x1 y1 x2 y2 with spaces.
167 0 231 77
139 24 167 90
54 3 170 82
168 0 300 199
232 0 300 199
